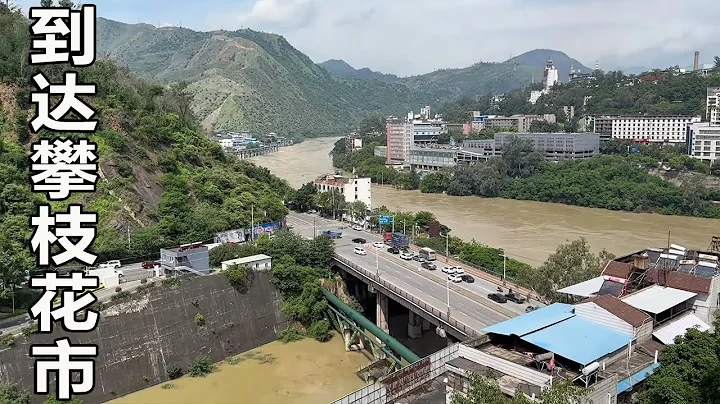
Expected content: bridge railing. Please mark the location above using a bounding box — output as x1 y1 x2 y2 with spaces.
334 255 480 338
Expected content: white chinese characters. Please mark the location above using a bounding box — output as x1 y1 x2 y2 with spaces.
29 5 97 66
29 271 99 333
30 72 98 133
32 338 98 399
30 138 98 200
31 205 98 266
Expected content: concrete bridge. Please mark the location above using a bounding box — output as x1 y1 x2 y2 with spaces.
232 145 280 159
287 212 533 342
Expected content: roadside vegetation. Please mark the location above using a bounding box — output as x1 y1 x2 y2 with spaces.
209 231 336 343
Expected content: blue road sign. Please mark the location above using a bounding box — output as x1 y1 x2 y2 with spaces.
379 215 392 225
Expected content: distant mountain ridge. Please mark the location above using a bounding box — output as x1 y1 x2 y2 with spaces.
508 49 593 82
319 59 399 83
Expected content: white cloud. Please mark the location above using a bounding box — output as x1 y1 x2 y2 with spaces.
202 0 720 75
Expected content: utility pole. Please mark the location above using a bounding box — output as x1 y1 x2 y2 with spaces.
127 227 131 250
500 249 507 285
391 216 395 234
376 244 380 276
441 232 450 263
313 217 317 238
403 220 406 235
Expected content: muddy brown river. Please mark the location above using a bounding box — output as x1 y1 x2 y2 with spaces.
249 137 720 266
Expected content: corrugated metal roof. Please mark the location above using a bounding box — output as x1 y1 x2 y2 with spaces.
557 276 605 297
622 285 697 314
521 316 632 366
652 313 710 345
482 303 574 337
221 254 272 266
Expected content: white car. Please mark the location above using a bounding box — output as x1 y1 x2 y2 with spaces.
400 252 413 260
99 260 121 269
373 242 384 249
352 225 363 231
442 266 456 274
454 266 465 275
448 274 463 283
354 247 367 255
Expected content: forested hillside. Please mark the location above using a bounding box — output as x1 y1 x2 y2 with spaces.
94 18 429 137
0 5 292 286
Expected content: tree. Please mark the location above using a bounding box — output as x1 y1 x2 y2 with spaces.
57 0 74 8
499 137 545 178
533 238 614 303
0 383 30 404
529 120 562 133
451 372 585 404
40 0 53 6
639 328 720 404
348 200 367 221
314 189 346 219
292 182 317 212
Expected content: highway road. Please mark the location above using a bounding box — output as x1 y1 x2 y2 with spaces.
287 212 530 332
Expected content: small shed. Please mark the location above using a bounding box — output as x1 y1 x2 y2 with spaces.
221 254 272 271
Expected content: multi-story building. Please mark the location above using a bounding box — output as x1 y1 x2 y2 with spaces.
493 132 600 160
373 146 387 159
411 121 443 144
484 114 556 133
687 122 720 163
407 145 490 172
708 87 720 125
160 242 210 275
385 117 412 165
313 174 372 209
594 115 701 144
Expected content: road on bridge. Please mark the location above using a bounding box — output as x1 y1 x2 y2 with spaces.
287 212 530 332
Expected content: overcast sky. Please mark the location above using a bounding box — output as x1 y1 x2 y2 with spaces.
15 0 720 76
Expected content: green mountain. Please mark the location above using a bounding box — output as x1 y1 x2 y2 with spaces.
95 18 428 136
509 49 593 82
319 59 400 83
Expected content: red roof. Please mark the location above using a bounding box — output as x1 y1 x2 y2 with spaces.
602 261 632 279
581 295 651 327
643 268 711 294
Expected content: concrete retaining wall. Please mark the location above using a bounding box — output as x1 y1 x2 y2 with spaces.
0 272 289 404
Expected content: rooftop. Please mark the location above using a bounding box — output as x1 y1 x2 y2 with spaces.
482 303 574 337
520 315 632 366
580 295 651 327
651 312 710 345
621 285 697 314
221 254 272 266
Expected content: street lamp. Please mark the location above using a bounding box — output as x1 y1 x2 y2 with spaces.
403 219 406 235
499 249 507 286
440 232 450 263
313 217 317 238
440 232 451 317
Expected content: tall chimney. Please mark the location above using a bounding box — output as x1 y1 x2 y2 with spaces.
694 51 700 71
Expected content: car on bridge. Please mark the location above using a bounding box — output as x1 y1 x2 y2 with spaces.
352 237 367 244
387 247 400 254
354 247 367 255
373 242 384 249
487 293 507 303
461 274 474 283
400 251 413 260
505 292 526 304
412 255 426 263
447 274 463 283
442 266 464 275
421 261 437 270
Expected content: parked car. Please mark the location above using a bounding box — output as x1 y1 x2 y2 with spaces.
454 266 465 275
442 266 456 274
412 255 426 262
308 209 317 214
99 260 121 269
421 261 437 270
461 274 474 283
142 261 160 269
505 292 527 304
526 305 539 313
354 247 367 255
352 225 363 231
400 251 413 260
352 237 366 244
488 293 508 303
373 242 384 249
448 274 463 283
387 247 400 254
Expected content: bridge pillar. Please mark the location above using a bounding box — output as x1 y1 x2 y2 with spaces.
422 317 431 331
407 311 422 339
376 292 389 336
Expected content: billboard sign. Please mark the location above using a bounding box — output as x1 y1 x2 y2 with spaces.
379 215 392 225
253 220 283 237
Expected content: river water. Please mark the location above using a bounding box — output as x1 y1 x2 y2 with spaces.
249 137 720 266
110 336 369 404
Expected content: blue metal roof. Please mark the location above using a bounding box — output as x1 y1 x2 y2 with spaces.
521 316 632 366
482 303 574 337
617 363 660 394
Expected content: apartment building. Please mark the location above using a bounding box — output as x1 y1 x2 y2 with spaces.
687 122 720 163
412 121 443 144
385 117 412 164
594 116 701 144
314 174 372 209
708 87 720 125
484 114 556 132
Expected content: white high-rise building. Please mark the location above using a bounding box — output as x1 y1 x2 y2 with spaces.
688 122 720 163
544 58 559 91
708 87 720 125
386 117 413 164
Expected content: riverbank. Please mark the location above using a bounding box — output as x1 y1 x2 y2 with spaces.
110 335 369 404
249 137 720 266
